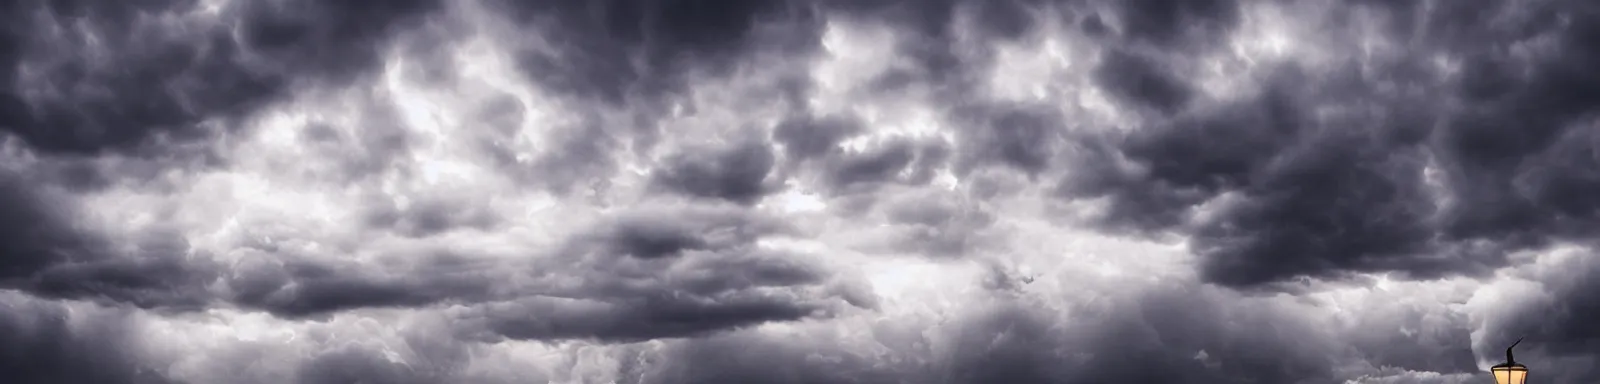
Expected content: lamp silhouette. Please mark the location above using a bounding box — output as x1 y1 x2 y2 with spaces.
1490 337 1528 384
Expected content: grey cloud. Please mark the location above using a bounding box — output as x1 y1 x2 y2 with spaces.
821 137 950 195
880 189 999 257
295 344 443 384
949 103 1068 177
1058 83 1307 232
229 0 442 79
522 117 621 196
0 172 216 311
1108 0 1241 49
826 0 1069 98
1045 288 1344 384
1192 130 1445 287
0 294 174 384
1477 248 1600 383
1344 307 1478 375
3 0 273 157
960 0 1042 41
467 94 527 173
479 106 625 198
467 205 842 343
629 331 906 384
26 240 218 311
0 0 439 158
833 0 964 91
1080 13 1110 37
363 195 502 238
474 292 825 343
831 0 996 98
215 204 843 343
1058 0 1600 288
625 277 1485 384
595 204 791 259
298 98 416 183
483 0 829 193
154 311 482 384
650 138 779 205
225 251 494 318
1092 48 1195 114
24 157 117 192
773 113 863 162
0 172 97 281
11 0 1600 382
499 0 822 106
1342 369 1477 384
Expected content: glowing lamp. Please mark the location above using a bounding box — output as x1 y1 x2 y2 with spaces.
1490 337 1528 384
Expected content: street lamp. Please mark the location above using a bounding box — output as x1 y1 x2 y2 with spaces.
1490 337 1528 384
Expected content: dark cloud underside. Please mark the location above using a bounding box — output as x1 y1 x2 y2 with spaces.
1060 0 1600 289
0 295 172 384
1 0 440 158
3 0 1600 383
650 138 778 205
501 0 820 105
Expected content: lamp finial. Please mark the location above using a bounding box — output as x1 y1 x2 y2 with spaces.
1505 336 1523 365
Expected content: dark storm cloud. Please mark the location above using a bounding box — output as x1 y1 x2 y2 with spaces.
229 0 442 79
1058 0 1600 288
484 0 828 194
1092 48 1195 114
822 138 950 195
0 172 215 310
466 205 843 343
773 113 863 161
209 203 841 342
1058 84 1304 232
498 0 821 105
25 230 217 311
962 0 1042 41
649 138 779 205
0 294 173 384
490 0 1067 196
0 0 438 158
1031 286 1347 384
224 251 494 318
1063 72 1450 286
949 103 1069 178
631 280 1481 384
363 195 502 238
596 204 787 259
831 0 1239 101
830 0 966 92
474 293 823 343
10 0 1597 382
20 154 221 194
829 0 1042 96
0 172 98 281
1108 0 1241 48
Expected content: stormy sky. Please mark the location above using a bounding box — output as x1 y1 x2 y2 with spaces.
1 0 1597 383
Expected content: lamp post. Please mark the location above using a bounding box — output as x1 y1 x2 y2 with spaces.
1490 337 1528 384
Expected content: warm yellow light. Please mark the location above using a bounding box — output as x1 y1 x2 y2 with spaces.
1491 365 1527 384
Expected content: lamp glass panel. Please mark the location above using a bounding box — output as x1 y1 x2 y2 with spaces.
1492 367 1527 384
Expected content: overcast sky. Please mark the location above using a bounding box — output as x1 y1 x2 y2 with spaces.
1 0 1598 383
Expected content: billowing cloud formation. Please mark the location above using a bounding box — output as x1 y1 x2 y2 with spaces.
2 0 1599 383
1060 0 1600 288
